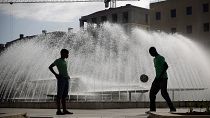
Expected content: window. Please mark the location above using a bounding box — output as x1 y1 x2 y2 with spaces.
203 3 209 12
123 12 128 23
204 23 209 32
101 16 107 22
112 14 118 23
171 28 176 33
186 25 192 34
145 14 148 23
171 9 176 18
156 12 161 20
186 6 192 15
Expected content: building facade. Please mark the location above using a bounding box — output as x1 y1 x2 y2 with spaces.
150 0 210 47
80 4 149 31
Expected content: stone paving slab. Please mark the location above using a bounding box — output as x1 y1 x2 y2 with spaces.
0 112 27 118
148 112 210 118
0 108 189 118
148 109 210 118
0 108 149 118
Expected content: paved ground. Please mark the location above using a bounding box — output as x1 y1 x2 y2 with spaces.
0 108 189 118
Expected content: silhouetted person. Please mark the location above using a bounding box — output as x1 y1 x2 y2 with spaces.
49 49 73 115
147 47 176 113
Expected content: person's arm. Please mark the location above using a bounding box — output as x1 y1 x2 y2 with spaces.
49 63 59 78
157 62 168 79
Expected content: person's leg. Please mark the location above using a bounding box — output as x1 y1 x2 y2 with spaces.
61 97 66 111
160 79 176 111
62 79 73 114
62 79 68 111
149 80 161 111
57 79 64 115
56 98 61 111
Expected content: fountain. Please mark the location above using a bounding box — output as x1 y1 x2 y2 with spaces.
0 22 210 102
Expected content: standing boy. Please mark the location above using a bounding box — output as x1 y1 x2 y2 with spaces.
49 49 73 115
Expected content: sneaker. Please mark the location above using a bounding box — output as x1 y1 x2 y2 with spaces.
145 110 156 114
170 108 176 113
56 110 64 115
63 110 73 114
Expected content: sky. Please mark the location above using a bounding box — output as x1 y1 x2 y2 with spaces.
0 1 150 44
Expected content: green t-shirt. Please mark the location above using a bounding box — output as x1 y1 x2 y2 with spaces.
154 55 168 79
53 58 69 77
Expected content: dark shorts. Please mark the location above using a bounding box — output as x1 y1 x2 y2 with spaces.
57 76 69 98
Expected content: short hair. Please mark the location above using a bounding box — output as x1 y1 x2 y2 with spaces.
60 49 69 54
149 47 157 53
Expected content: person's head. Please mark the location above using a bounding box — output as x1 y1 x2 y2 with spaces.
149 47 158 57
60 49 69 59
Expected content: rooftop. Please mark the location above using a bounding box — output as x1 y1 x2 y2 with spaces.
81 4 148 19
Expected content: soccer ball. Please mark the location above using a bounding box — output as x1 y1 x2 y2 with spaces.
140 74 149 83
